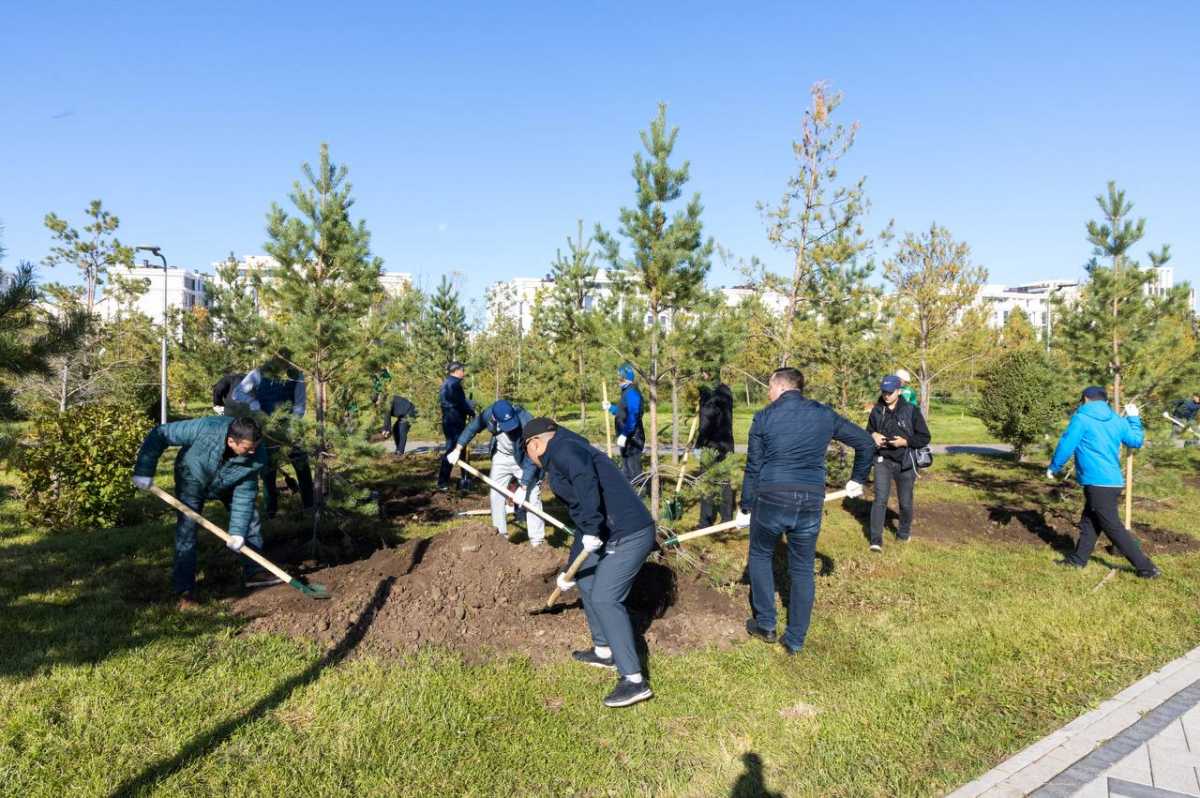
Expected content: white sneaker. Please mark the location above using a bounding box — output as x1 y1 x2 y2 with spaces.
529 540 544 548
869 544 882 553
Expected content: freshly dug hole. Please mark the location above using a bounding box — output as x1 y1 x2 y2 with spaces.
232 525 746 663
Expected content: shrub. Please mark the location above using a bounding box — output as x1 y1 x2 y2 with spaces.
974 350 1067 460
17 402 154 530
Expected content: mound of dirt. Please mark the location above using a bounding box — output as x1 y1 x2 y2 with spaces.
232 525 746 663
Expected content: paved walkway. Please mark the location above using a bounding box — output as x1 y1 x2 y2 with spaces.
948 645 1200 797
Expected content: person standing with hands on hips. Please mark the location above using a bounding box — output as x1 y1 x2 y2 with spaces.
866 374 932 551
522 417 657 708
737 368 875 655
1047 386 1159 578
603 364 645 484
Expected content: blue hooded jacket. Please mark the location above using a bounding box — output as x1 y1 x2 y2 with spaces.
1049 401 1143 487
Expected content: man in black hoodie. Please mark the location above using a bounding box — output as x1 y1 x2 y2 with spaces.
696 377 736 527
866 374 932 551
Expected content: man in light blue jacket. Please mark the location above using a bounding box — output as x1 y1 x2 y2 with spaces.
1047 386 1159 578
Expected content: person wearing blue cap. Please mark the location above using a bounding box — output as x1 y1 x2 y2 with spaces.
447 399 544 545
1047 386 1159 578
865 373 932 551
602 364 645 483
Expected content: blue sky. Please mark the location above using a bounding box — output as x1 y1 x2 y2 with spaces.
2 1 1197 317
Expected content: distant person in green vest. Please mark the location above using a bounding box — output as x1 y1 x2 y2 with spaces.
131 416 276 610
895 368 918 406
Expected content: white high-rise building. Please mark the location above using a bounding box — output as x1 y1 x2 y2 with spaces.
94 266 209 323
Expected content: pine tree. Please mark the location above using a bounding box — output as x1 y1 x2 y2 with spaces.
807 254 883 415
205 253 266 370
1053 185 1195 407
418 275 469 373
883 224 987 415
596 103 713 518
541 220 601 420
43 200 132 315
262 143 383 542
0 247 87 431
759 83 874 367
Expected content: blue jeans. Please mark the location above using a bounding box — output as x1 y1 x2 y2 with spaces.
576 524 656 677
173 489 264 595
746 490 824 651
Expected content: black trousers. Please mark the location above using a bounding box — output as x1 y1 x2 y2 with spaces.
1067 485 1156 572
391 420 410 454
620 445 643 485
870 458 915 544
438 421 466 488
263 445 315 516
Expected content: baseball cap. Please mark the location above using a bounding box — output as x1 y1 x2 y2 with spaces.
492 400 521 432
880 375 902 393
521 417 558 442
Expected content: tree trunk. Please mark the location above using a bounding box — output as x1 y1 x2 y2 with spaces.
745 380 751 407
312 373 326 556
59 362 68 413
578 349 586 422
649 323 660 519
671 372 679 465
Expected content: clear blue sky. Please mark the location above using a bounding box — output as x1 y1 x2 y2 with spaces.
3 1 1198 317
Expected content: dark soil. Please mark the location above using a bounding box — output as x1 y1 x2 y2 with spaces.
890 501 1199 555
232 525 746 663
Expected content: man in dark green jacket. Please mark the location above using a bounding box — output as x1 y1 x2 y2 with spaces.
132 416 271 606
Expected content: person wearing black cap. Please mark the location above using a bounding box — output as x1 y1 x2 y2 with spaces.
1047 386 1159 577
738 367 874 655
437 362 476 492
866 373 932 551
448 399 544 545
523 417 656 708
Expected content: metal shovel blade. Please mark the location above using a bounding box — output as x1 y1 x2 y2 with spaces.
288 578 331 600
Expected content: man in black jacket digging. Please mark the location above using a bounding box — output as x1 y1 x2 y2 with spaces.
523 418 656 708
739 368 874 655
866 374 932 551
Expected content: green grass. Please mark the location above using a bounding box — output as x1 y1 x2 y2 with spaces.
2 451 1199 796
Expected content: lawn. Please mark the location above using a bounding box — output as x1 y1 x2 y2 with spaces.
2 448 1197 797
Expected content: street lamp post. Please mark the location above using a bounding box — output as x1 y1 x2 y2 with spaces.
136 245 169 424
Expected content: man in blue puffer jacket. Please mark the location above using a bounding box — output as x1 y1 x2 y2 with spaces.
1047 386 1159 578
604 364 645 484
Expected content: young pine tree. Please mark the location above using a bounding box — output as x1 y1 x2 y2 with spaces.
262 143 383 538
596 104 713 518
541 220 600 420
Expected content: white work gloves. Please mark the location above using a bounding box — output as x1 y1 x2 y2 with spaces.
844 480 864 499
581 534 604 552
446 445 462 465
226 535 246 552
602 401 612 412
1124 403 1140 417
132 476 153 490
556 572 576 592
212 405 223 415
734 511 752 529
512 485 528 507
616 434 627 448
1046 468 1057 481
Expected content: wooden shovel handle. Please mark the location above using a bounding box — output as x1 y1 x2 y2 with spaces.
667 489 851 545
602 380 613 458
546 547 591 607
456 459 571 533
148 484 296 585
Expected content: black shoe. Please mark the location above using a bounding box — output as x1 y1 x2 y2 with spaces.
745 619 777 644
1137 567 1162 579
1054 558 1085 570
603 677 653 708
571 649 616 670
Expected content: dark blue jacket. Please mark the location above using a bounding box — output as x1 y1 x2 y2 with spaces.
439 375 474 429
456 402 540 486
1173 398 1200 422
740 390 874 511
609 383 645 448
541 428 654 558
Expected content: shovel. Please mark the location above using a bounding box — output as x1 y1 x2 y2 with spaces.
453 460 593 613
531 547 591 615
660 489 850 546
663 413 699 522
602 380 614 459
149 484 330 600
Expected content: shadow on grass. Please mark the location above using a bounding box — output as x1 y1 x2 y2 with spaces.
730 752 784 798
109 576 396 798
